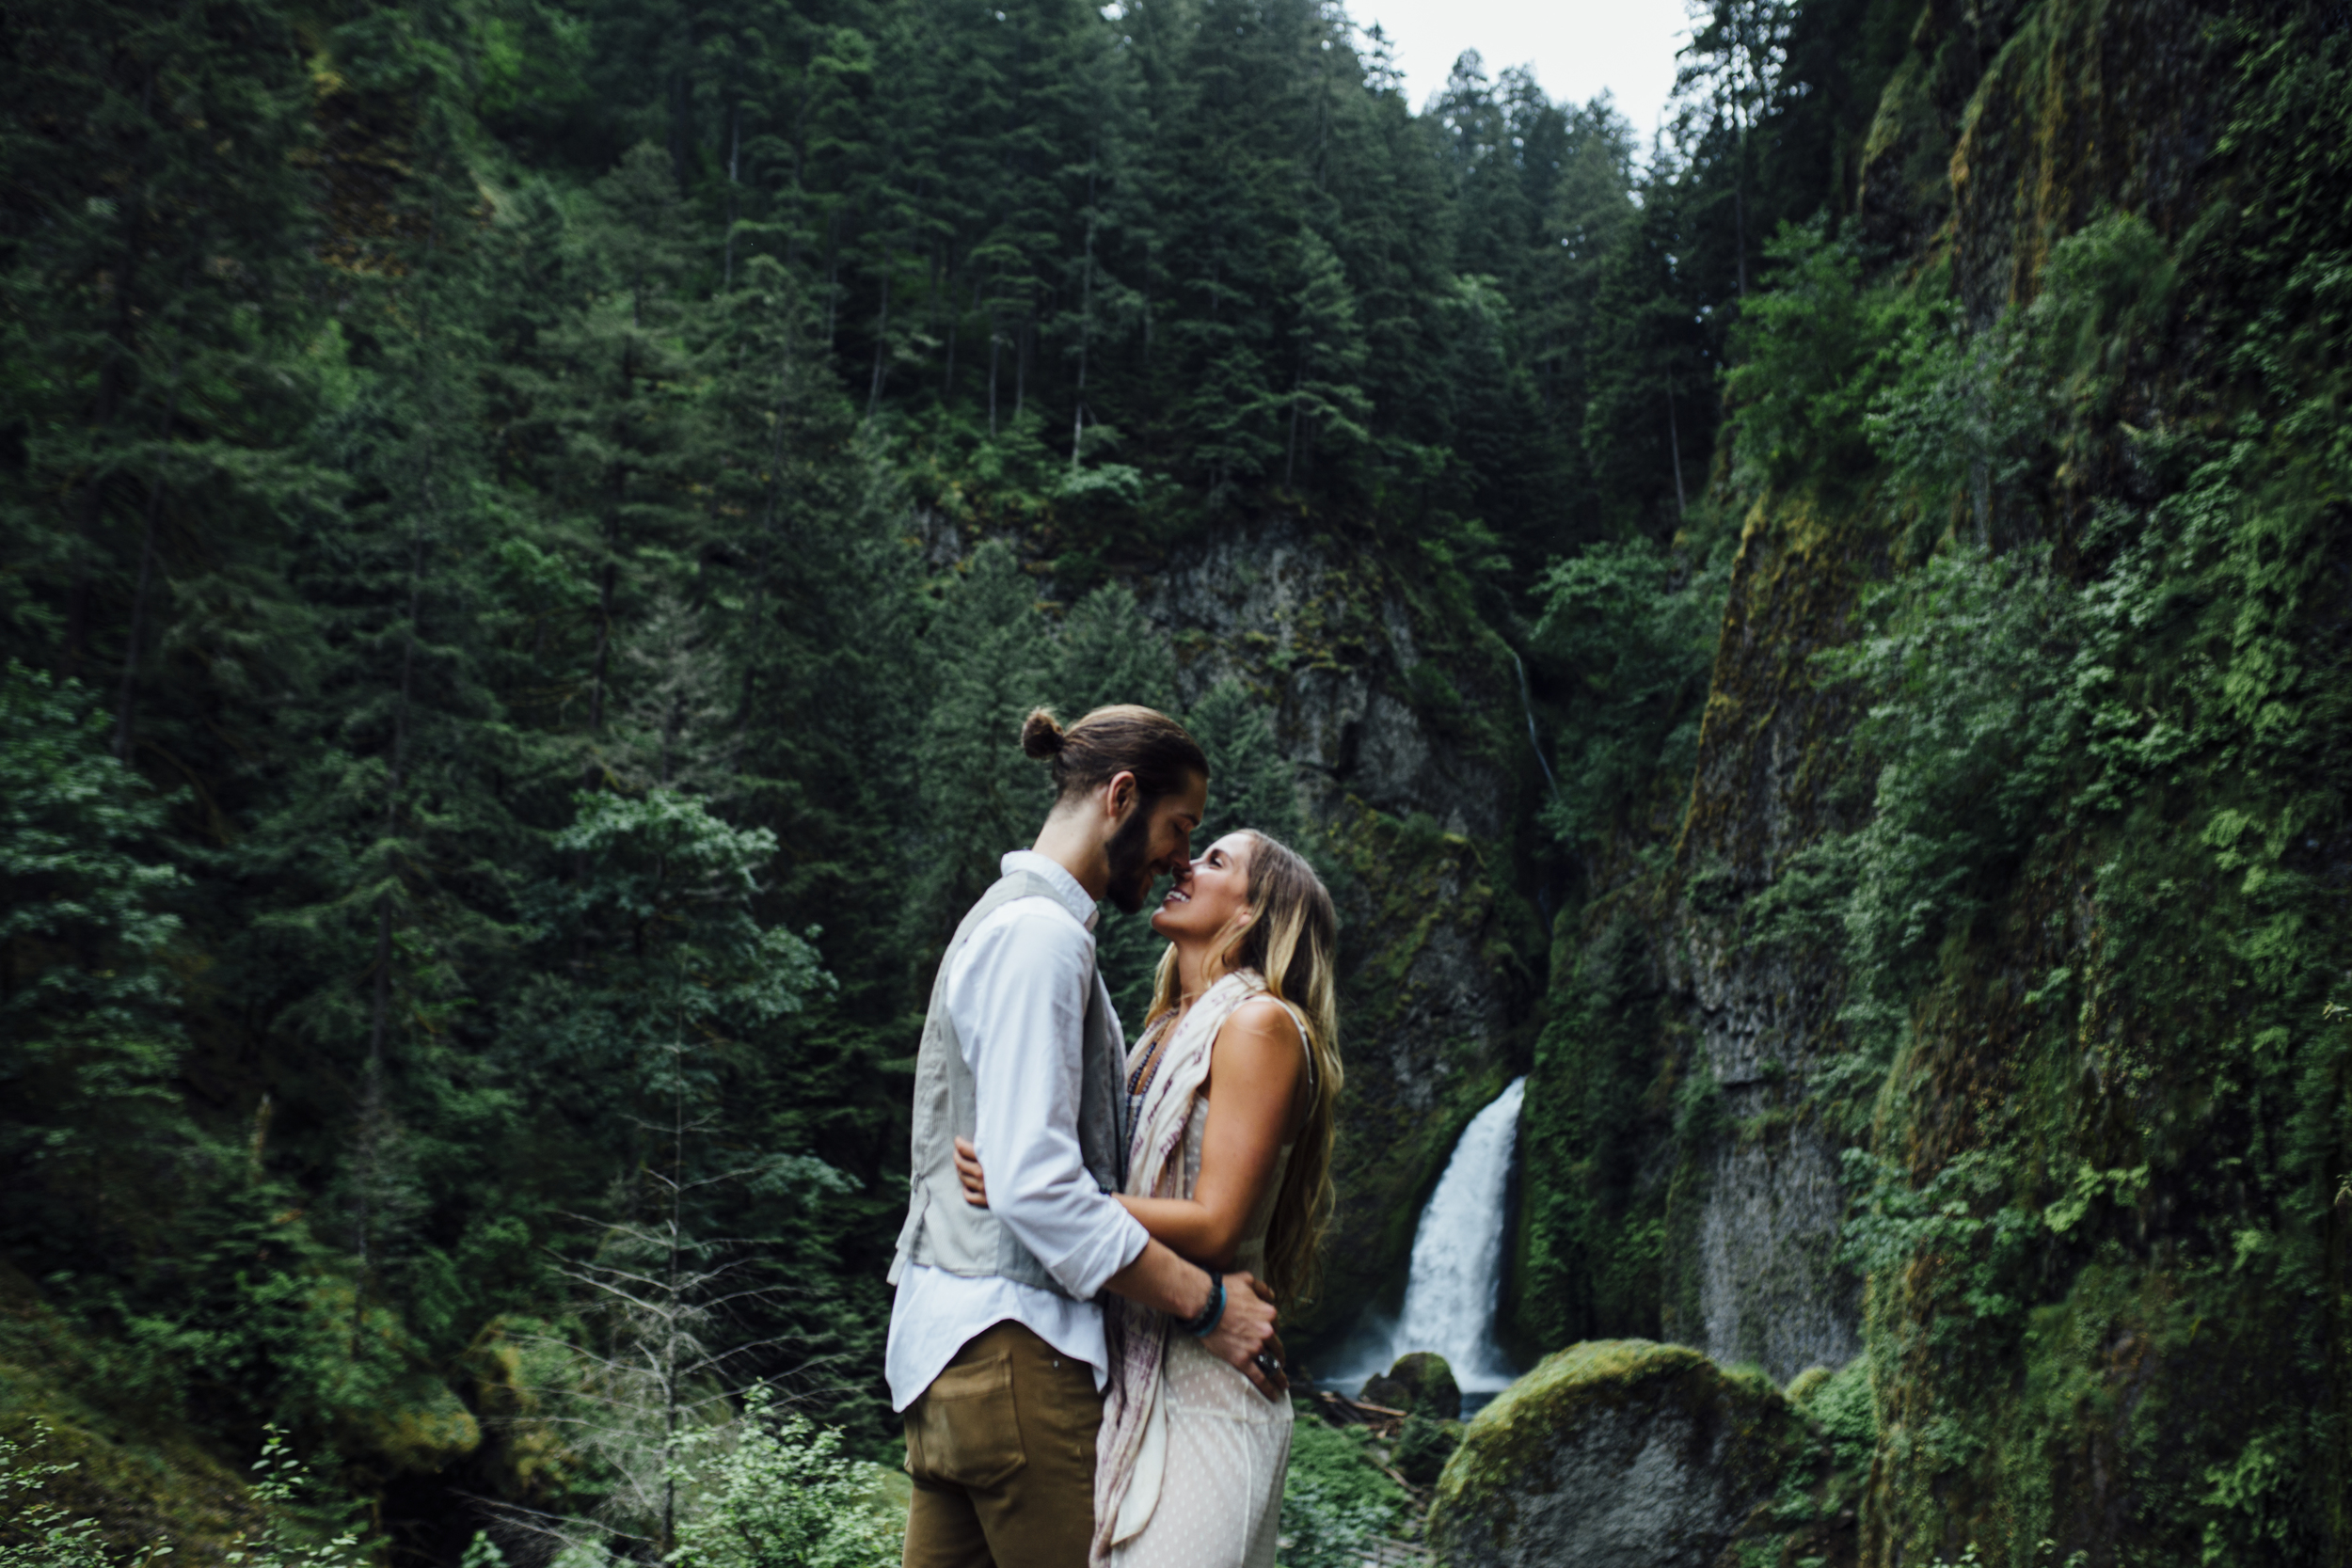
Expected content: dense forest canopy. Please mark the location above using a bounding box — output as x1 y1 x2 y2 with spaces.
5 0 2350 1561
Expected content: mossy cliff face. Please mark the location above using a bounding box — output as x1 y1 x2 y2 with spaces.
1511 486 1875 1383
1515 1 2352 1563
1855 5 2348 1564
1427 1339 1804 1568
1140 518 1544 1338
1659 486 1876 1384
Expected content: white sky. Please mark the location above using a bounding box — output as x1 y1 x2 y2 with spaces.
1352 0 1692 135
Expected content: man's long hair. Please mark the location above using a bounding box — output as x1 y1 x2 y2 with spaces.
1141 831 1342 1307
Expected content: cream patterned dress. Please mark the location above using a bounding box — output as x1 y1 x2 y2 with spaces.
1107 1037 1300 1568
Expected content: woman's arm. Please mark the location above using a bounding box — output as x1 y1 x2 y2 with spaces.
1113 997 1304 1272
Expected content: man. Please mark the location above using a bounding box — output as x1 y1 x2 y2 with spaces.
887 704 1285 1568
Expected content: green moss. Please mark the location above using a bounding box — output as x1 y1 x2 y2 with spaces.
0 1271 261 1557
1510 915 1680 1354
1301 796 1522 1340
1431 1339 1804 1531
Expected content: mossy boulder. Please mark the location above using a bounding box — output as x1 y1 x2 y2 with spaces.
1361 1351 1461 1420
1427 1339 1804 1568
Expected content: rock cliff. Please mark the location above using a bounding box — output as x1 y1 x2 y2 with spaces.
1511 3 2352 1563
1136 518 1547 1340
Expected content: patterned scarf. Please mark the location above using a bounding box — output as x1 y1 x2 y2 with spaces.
1090 968 1269 1565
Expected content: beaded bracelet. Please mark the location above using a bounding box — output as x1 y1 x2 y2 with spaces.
1184 1271 1226 1338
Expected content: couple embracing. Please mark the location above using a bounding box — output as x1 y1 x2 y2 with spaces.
886 703 1343 1568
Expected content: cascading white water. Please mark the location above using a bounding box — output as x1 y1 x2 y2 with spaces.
1341 1075 1527 1395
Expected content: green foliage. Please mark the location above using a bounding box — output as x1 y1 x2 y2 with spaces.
1189 681 1311 854
1277 1415 1406 1568
1391 1412 1461 1486
0 1424 118 1568
0 665 188 1189
668 1388 902 1568
911 543 1057 942
1724 218 1923 497
1529 538 1724 852
521 788 827 1099
1 1420 368 1568
1759 542 2083 1091
1804 1357 1877 1476
224 1430 369 1568
1053 586 1178 719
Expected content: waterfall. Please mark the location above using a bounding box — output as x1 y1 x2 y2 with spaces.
1510 651 1559 799
1338 1076 1528 1396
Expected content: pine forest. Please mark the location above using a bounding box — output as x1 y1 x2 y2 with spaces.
2 0 2348 1561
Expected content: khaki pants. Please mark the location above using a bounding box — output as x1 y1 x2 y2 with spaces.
902 1321 1101 1568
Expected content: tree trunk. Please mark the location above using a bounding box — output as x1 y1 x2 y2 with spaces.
868 232 895 416
1666 379 1688 517
112 378 183 759
723 102 740 290
1071 190 1097 468
1014 309 1029 422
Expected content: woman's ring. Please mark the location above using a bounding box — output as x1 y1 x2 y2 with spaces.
1253 1350 1281 1379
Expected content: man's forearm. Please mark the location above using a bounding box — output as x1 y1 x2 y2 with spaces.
1108 1239 1287 1399
1104 1236 1215 1320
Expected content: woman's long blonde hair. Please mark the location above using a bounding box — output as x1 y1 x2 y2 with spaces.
1142 831 1342 1307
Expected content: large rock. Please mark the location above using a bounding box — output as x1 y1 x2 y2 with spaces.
1361 1350 1460 1420
1428 1339 1803 1568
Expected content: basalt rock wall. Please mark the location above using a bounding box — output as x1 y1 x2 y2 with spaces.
1135 520 1547 1344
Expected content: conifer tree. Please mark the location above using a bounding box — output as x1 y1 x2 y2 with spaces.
0 0 322 715
911 542 1056 945
516 786 829 1553
0 665 190 1250
1187 680 1309 852
1054 583 1178 717
1051 584 1180 1019
1278 229 1373 487
250 7 530 1336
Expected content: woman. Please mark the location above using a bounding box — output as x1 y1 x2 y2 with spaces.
954 828 1343 1568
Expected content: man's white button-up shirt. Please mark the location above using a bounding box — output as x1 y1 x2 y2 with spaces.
883 850 1152 1412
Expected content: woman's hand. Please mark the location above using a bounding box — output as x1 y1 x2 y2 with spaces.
952 1136 990 1207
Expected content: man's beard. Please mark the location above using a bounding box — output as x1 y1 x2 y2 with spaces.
1103 806 1159 915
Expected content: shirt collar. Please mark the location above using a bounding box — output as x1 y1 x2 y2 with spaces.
1001 850 1102 933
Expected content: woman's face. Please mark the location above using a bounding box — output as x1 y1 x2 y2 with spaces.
1151 832 1253 944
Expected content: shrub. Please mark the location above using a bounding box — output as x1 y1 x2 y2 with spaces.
668 1387 903 1568
1279 1414 1406 1568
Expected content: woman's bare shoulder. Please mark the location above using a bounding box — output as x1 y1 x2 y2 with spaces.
1216 995 1306 1054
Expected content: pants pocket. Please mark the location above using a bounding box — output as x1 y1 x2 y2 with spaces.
907 1349 1027 1491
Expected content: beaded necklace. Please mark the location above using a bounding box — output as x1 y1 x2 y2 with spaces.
1124 1006 1184 1133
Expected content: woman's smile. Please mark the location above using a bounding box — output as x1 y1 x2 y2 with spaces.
1152 832 1252 939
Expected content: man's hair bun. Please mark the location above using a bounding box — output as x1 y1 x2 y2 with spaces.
1026 704 1207 810
1021 707 1067 759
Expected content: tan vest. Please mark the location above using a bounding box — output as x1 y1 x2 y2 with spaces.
888 870 1129 1294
